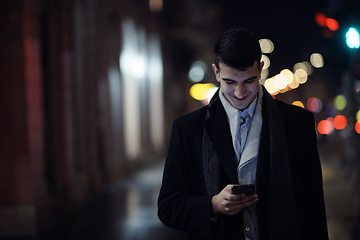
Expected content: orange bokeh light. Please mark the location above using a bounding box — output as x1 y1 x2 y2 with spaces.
326 18 339 31
333 115 348 130
292 101 304 108
315 12 327 27
318 120 334 135
356 121 360 134
355 121 360 134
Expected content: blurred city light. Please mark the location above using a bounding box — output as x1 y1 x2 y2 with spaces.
148 34 165 152
294 61 313 76
261 54 270 69
120 19 142 159
292 101 304 108
326 18 339 31
333 115 348 130
310 53 324 68
190 83 217 101
334 94 347 111
206 87 219 103
346 27 360 49
188 61 207 83
274 74 287 90
356 110 360 121
315 11 327 27
355 79 360 92
307 97 322 113
259 39 274 54
260 68 269 81
149 0 163 12
264 78 279 95
280 69 294 84
355 121 360 134
288 74 300 89
318 119 334 135
294 68 308 84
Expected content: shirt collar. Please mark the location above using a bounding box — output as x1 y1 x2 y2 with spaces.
219 90 259 120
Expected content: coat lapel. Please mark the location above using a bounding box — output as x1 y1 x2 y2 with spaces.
256 88 272 183
203 97 238 184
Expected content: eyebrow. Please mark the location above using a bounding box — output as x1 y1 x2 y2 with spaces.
222 76 257 82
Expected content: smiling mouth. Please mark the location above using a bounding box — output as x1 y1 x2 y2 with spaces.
233 95 248 101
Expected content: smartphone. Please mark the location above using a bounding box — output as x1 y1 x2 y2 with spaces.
231 184 255 195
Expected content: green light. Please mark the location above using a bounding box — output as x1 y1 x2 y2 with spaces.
346 27 360 49
334 94 347 111
356 110 360 121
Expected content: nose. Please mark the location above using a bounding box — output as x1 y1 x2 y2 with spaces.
234 85 246 99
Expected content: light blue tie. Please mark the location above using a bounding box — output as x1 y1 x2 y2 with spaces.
236 110 250 160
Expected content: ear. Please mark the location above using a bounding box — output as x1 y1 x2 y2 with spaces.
258 61 265 73
212 63 220 82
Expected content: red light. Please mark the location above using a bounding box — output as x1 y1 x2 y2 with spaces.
355 121 360 134
315 12 327 27
326 18 339 31
318 120 333 135
333 115 348 130
307 97 322 113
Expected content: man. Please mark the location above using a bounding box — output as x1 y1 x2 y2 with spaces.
158 28 329 240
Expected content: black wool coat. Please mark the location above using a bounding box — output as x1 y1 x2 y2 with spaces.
158 87 329 240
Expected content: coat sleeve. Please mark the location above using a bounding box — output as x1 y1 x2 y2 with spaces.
157 119 214 236
300 111 329 240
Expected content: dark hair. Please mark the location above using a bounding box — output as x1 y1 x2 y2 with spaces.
214 28 261 71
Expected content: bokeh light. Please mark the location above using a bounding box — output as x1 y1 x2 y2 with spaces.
318 119 334 135
334 94 347 111
346 27 360 49
315 12 327 27
274 74 288 90
307 97 322 113
190 83 217 101
355 121 360 134
310 53 324 68
206 87 219 103
354 79 360 93
294 61 313 76
295 69 308 84
188 61 207 83
261 55 270 69
292 101 304 108
288 75 300 89
279 86 289 93
264 78 279 95
259 39 274 54
326 18 339 31
333 115 348 130
356 110 360 121
260 68 269 81
280 69 294 84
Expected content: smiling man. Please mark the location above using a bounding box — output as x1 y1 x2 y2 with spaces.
158 28 329 240
212 61 264 110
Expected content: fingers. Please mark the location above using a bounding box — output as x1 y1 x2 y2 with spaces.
222 194 258 215
212 188 259 216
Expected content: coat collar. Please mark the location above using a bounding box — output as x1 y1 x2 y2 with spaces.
203 90 239 184
204 87 272 185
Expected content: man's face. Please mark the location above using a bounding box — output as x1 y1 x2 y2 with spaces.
212 61 264 110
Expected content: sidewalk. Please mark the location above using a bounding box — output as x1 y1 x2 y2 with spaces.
319 140 359 240
36 140 359 240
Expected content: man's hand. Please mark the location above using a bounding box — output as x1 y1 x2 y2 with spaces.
211 184 258 215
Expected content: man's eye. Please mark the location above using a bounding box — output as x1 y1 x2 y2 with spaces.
245 79 254 83
225 80 235 84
